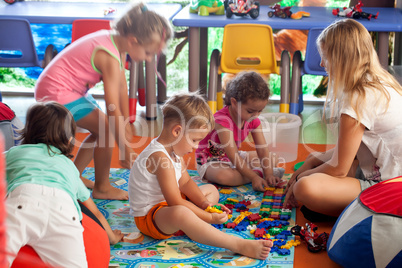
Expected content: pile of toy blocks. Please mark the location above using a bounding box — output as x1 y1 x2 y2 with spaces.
213 186 301 256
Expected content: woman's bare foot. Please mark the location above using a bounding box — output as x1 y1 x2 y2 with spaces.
234 239 273 260
92 185 128 200
81 176 95 189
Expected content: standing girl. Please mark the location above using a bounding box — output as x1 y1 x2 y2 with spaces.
196 71 284 191
5 102 123 268
284 19 402 220
35 3 173 200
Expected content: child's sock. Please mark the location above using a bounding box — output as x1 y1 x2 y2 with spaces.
273 167 285 178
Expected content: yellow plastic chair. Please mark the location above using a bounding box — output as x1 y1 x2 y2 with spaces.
208 24 290 113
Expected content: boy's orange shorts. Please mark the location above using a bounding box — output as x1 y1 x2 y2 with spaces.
134 202 173 240
135 194 187 240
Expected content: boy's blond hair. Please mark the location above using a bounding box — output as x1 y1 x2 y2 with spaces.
161 92 214 130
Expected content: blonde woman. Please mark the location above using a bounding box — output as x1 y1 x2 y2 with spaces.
285 19 402 221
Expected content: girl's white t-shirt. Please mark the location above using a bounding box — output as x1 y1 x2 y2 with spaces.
341 85 402 181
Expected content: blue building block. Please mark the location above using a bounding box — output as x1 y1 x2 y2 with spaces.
278 248 291 255
212 224 224 229
275 234 288 240
273 240 286 247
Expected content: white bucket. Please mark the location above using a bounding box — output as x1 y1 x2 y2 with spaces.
259 113 302 162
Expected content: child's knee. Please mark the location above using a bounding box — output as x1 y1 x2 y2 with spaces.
214 168 238 184
200 183 219 195
167 205 195 222
200 184 220 202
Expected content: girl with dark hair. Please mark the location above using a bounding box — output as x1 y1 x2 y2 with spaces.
5 102 123 268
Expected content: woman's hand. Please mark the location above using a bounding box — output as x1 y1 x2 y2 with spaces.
283 178 299 208
285 170 301 192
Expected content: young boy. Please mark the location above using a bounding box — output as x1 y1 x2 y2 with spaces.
129 92 273 260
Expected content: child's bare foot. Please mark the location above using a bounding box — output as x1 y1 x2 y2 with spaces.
92 185 128 200
81 176 95 189
235 239 273 260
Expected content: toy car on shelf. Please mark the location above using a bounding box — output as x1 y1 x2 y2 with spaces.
225 0 260 19
4 0 23 4
291 223 329 253
332 1 378 20
267 4 292 19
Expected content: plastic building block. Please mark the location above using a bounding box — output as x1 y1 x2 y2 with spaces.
220 189 234 194
234 224 247 232
205 206 223 214
244 194 256 201
247 213 261 222
277 248 291 255
212 224 224 229
225 222 237 229
254 228 266 238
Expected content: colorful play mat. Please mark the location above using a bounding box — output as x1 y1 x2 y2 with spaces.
83 168 297 268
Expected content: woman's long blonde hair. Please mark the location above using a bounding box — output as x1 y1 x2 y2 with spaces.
317 19 402 123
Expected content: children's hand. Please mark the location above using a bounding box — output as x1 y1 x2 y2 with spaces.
251 176 268 192
200 200 213 210
109 229 124 245
210 212 228 224
217 203 231 214
265 174 281 187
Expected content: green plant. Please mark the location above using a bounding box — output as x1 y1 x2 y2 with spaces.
0 68 36 88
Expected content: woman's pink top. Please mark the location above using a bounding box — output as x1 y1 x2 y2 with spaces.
35 30 122 104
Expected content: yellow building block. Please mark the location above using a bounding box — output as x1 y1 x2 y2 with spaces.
220 189 234 194
263 234 271 239
205 206 223 213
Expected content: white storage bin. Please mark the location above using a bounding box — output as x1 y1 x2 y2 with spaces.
259 113 302 162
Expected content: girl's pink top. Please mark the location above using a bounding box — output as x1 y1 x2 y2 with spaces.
195 106 261 165
35 30 122 104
